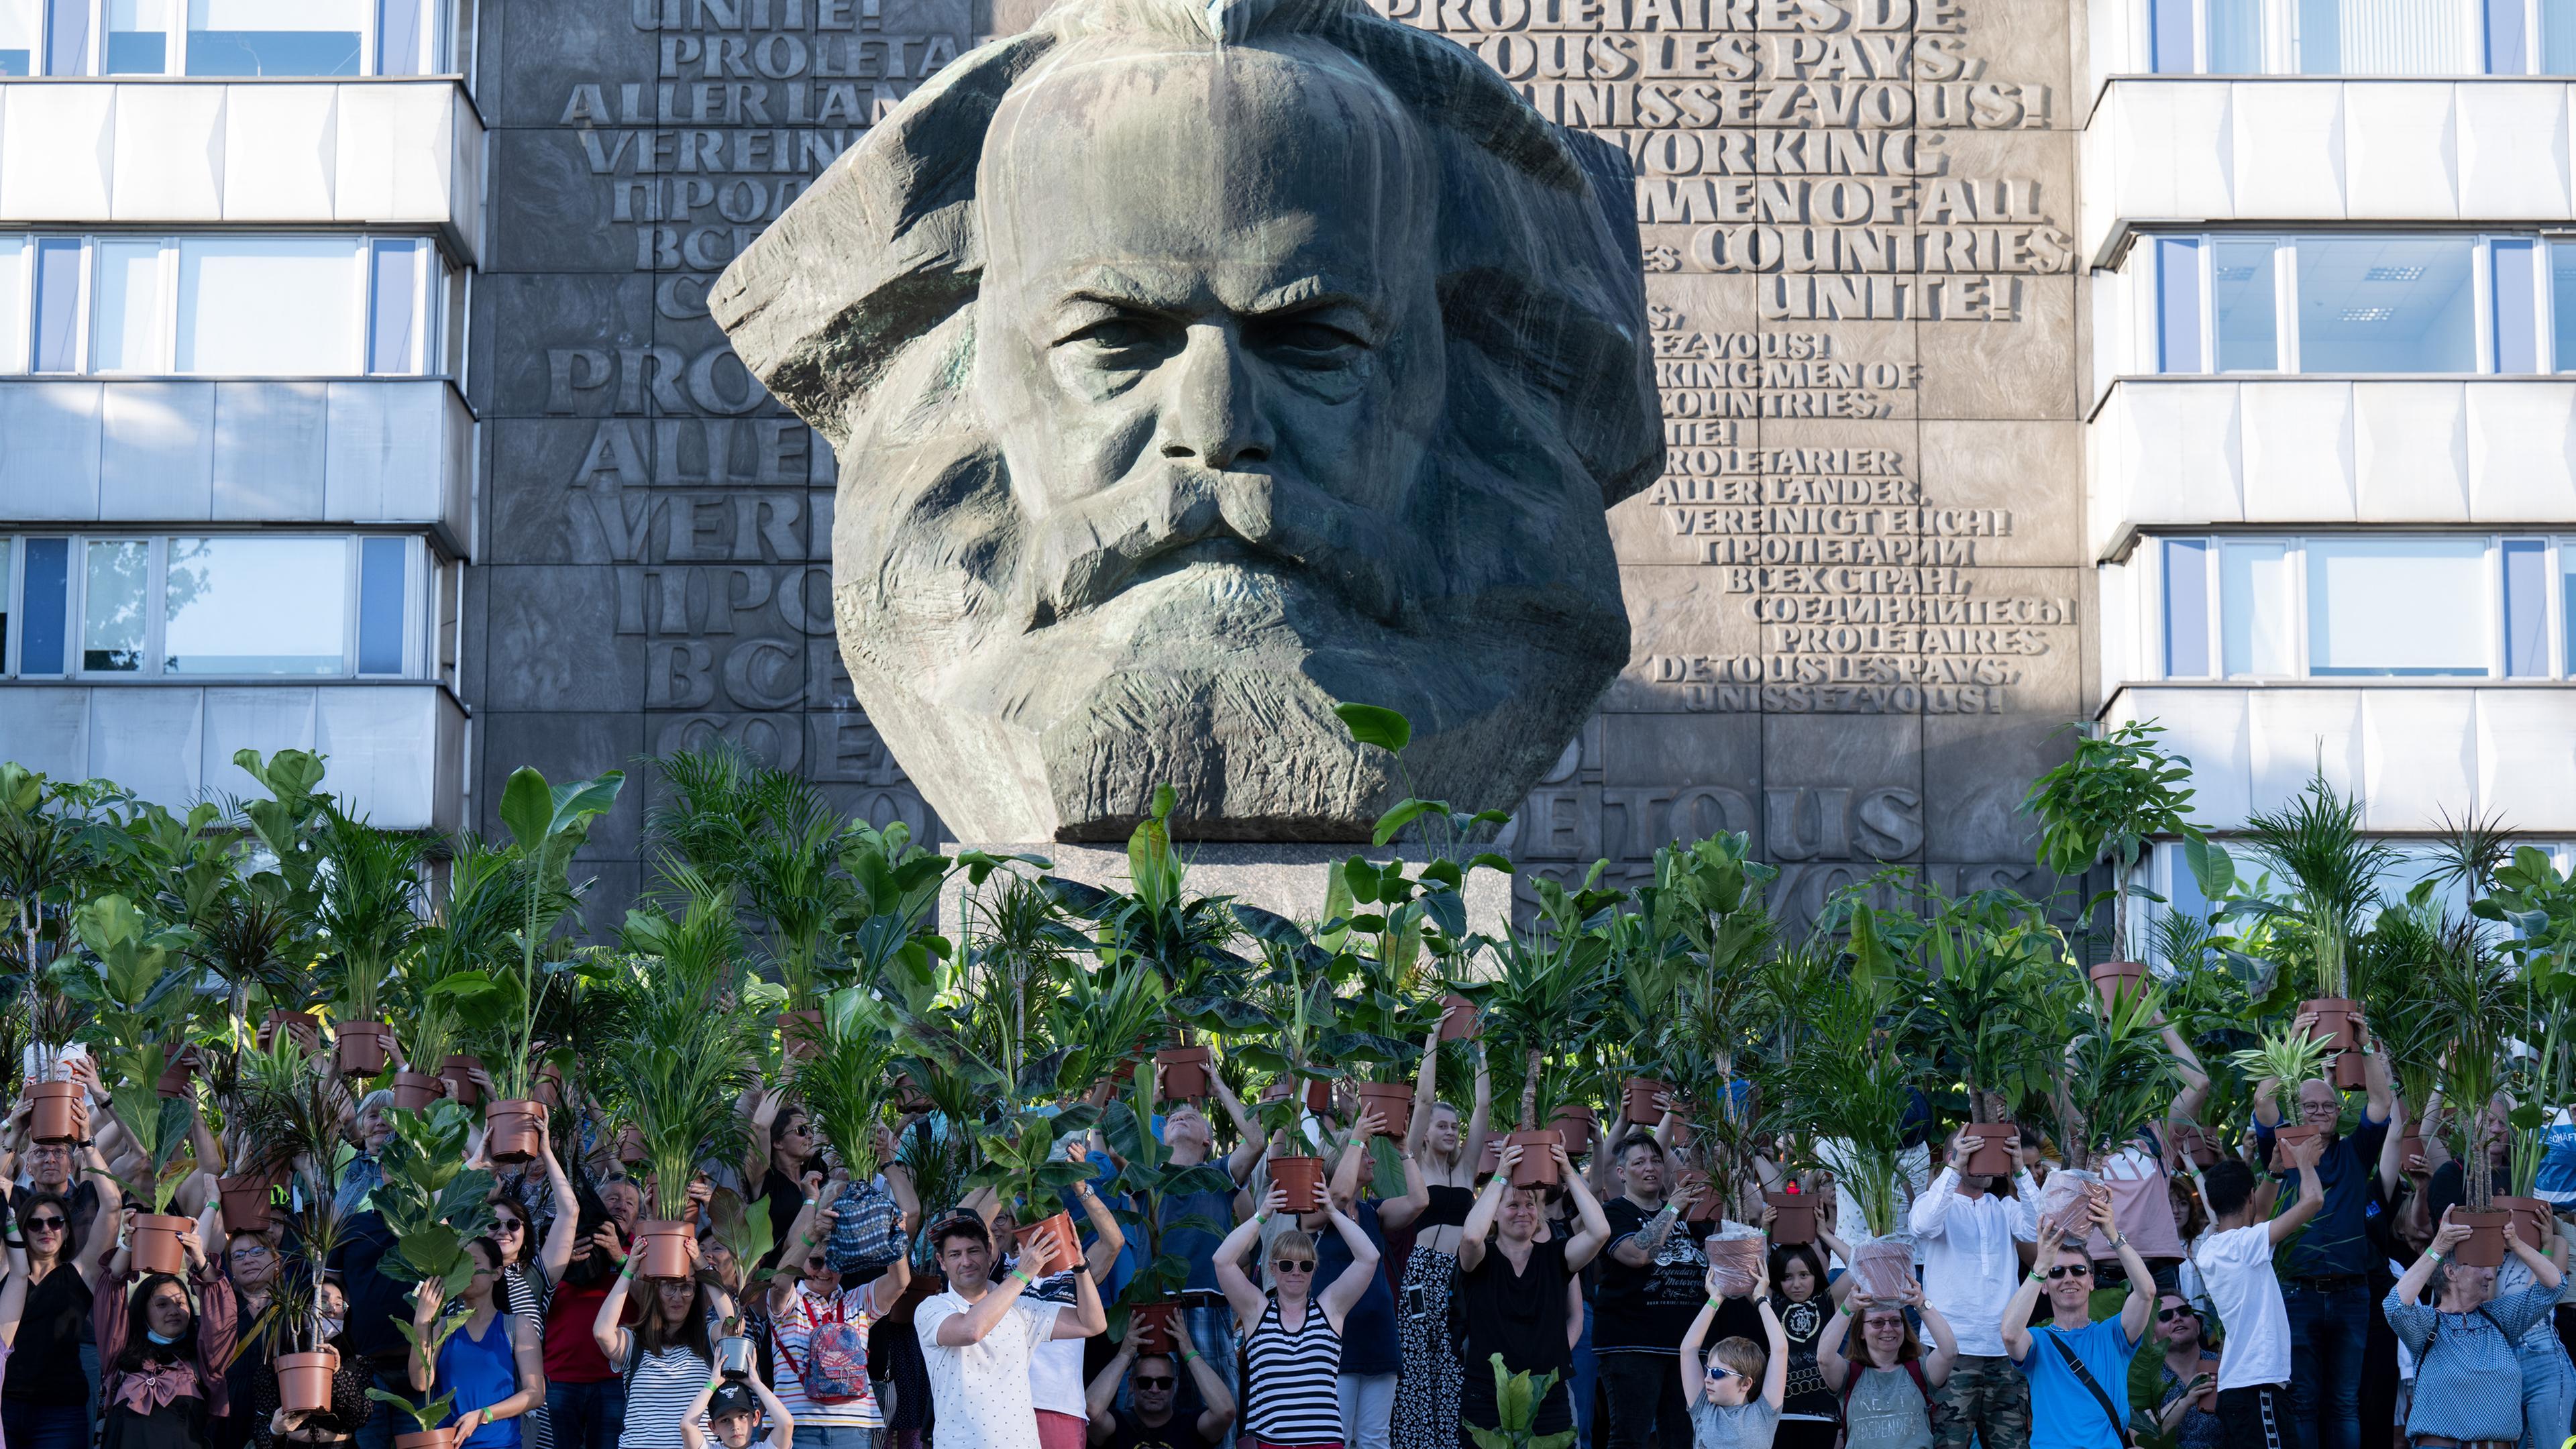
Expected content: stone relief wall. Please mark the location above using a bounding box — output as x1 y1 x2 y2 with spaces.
472 0 2082 925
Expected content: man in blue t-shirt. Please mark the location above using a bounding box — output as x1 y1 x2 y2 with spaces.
2249 1012 2392 1449
2000 1183 2154 1449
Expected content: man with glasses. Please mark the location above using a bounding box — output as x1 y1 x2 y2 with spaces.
2000 1186 2157 1449
1911 1127 2043 1449
2190 1143 2325 1449
1082 1338 1234 1449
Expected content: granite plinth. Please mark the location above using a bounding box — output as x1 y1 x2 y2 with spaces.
939 841 1513 940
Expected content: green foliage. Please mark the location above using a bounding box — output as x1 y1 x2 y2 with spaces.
1911 886 2068 1122
103 1082 197 1213
2225 1021 2334 1116
314 806 425 1025
376 1101 496 1296
967 1104 1102 1220
799 986 904 1179
488 765 623 1099
1780 947 1919 1235
595 896 755 1220
2059 979 2182 1172
2021 720 2204 960
1463 1356 1576 1449
1334 704 1512 863
2235 773 2394 1001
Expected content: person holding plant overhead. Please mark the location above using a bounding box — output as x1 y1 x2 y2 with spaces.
1213 1183 1380 1449
2249 1010 2391 1449
766 1185 911 1449
1597 1128 1723 1449
1998 1183 2155 1449
1452 1141 1611 1449
917 1212 1104 1449
1393 1030 1490 1449
1678 1258 1786 1449
408 1239 545 1449
2190 1140 2325 1446
1813 1281 1960 1449
1907 1127 2039 1449
2384 1209 2565 1448
591 1184 739 1449
9 1175 120 1449
96 1217 238 1449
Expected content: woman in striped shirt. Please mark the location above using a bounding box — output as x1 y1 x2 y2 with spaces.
1216 1186 1381 1449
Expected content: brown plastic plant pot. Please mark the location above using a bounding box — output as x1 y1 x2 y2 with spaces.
486 1100 549 1162
1669 1171 1717 1223
2451 1210 2512 1268
1128 1301 1183 1355
439 1057 487 1111
533 1063 566 1110
1552 1104 1597 1158
2087 960 2149 1011
2300 998 2361 1053
261 1010 321 1054
2398 1134 2432 1178
1960 1123 2019 1178
1707 1234 1766 1298
1762 1191 1818 1246
1507 1130 1562 1187
1271 1155 1327 1214
154 1044 199 1099
1354 1083 1413 1139
634 1219 698 1279
2169 1122 2222 1171
25 1080 82 1144
1439 994 1479 1042
393 1427 453 1449
2269 1124 2328 1173
391 1072 447 1111
1621 1077 1675 1126
276 1347 340 1413
779 1010 825 1061
1014 1211 1080 1277
217 1173 284 1234
2495 1195 2557 1249
2329 1050 2369 1091
616 1124 648 1165
1303 1078 1336 1115
333 1022 395 1078
1849 1237 1915 1299
1152 1046 1214 1101
1475 1138 1501 1177
129 1214 195 1276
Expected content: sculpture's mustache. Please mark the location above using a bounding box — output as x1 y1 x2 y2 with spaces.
1012 465 1411 629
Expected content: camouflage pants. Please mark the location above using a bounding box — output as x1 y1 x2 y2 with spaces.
1932 1353 2032 1449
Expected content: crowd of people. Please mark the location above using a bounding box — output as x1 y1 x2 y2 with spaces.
0 1014 2566 1449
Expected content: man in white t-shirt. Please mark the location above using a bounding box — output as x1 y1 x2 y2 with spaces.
2188 1135 2324 1449
918 1214 1105 1449
767 1212 911 1449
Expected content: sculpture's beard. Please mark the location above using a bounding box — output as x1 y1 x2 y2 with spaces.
828 348 1630 843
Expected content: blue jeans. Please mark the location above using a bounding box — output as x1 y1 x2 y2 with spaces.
2283 1280 2368 1449
547 1379 627 1449
5 1398 91 1449
1569 1301 1595 1449
358 1368 417 1449
791 1426 878 1449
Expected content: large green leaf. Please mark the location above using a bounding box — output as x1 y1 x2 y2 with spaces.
1334 702 1411 753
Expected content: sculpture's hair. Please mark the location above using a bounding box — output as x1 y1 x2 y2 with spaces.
709 0 1661 512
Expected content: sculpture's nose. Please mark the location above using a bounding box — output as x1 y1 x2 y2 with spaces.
1158 322 1274 471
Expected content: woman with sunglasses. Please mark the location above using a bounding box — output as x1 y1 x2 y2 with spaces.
1813 1281 1957 1449
7 1181 117 1449
1214 1185 1380 1449
490 1135 579 1449
2146 1294 2221 1449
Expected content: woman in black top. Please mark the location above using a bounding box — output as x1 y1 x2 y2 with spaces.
743 1094 822 1271
251 1280 367 1449
1766 1243 1849 1449
1451 1142 1610 1449
5 1187 115 1449
1393 1034 1491 1449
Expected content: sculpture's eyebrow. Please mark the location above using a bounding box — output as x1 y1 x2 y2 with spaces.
1044 266 1384 327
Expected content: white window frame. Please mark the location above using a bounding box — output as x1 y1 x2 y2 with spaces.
2151 533 2561 681
2148 231 2557 376
25 0 470 74
2138 0 2576 73
42 532 428 681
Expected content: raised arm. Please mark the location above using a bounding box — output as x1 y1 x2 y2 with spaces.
1997 1219 2059 1362
407 1279 446 1393
930 1261 1036 1347
1909 1281 1958 1386
1211 1073 1264 1185
1814 1295 1857 1392
592 1261 638 1367
1456 1167 1508 1275
2094 1187 2156 1344
1754 1291 1787 1411
1072 1178 1126 1281
1183 1336 1236 1440
1210 1186 1284 1329
1555 1147 1613 1271
1084 1338 1138 1437
1678 1268 1721 1409
1327 1112 1378 1210
537 1138 580 1287
1463 1048 1492 1171
2358 1017 2393 1124
877 1124 920 1235
1316 1202 1381 1326
1051 1252 1107 1341
2270 1133 2326 1245
743 1089 784 1197
1379 1146 1430 1232
0 1201 28 1348
2396 1212 2473 1305
2160 1013 2210 1126
1403 1030 1439 1161
2510 1216 2566 1291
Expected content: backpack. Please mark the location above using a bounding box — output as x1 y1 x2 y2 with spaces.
773 1292 872 1404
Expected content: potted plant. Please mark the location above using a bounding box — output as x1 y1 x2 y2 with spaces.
2422 920 2518 1265
233 1029 357 1412
796 985 903 1183
103 1076 200 1274
390 997 460 1112
1782 930 1919 1299
967 1104 1103 1270
596 900 755 1280
1451 871 1615 1186
2020 720 2204 1004
66 894 195 1118
2237 775 2396 1080
2226 1022 2337 1172
1916 887 2064 1177
315 808 423 1078
2053 962 2180 1175
1094 1071 1241 1348
375 1100 498 1294
1223 917 1360 1206
1463 1356 1577 1449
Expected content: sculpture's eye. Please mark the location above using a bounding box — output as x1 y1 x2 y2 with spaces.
1255 313 1370 370
1060 314 1173 367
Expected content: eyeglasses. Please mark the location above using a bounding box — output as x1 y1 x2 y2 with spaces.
1273 1259 1316 1274
1132 1376 1176 1389
2157 1305 2197 1322
492 1220 525 1234
25 1218 66 1232
2045 1265 2092 1281
1703 1367 1748 1383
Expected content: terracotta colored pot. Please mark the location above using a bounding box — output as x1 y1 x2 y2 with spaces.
155 1044 199 1099
1507 1130 1562 1187
635 1218 698 1279
1707 1234 1766 1298
26 1080 82 1143
261 1010 321 1053
2169 1122 2221 1170
394 1428 453 1449
440 1057 486 1111
1850 1236 1915 1299
1670 1170 1717 1222
2301 998 2361 1053
2329 1050 2369 1091
617 1124 648 1165
2087 960 2149 1010
1355 1082 1413 1138
1271 1155 1326 1214
1303 1077 1336 1115
1439 994 1479 1041
1152 1045 1212 1100
2452 1209 2511 1268
217 1172 284 1234
1763 1190 1817 1246
2398 1134 2431 1178
1621 1077 1674 1126
392 1071 447 1111
1960 1122 2019 1178
130 1213 195 1275
1129 1301 1182 1355
276 1347 340 1413
333 1022 395 1077
1475 1138 1501 1177
1552 1104 1597 1158
1014 1211 1080 1277
779 1010 824 1061
486 1099 549 1162
2269 1124 2327 1173
2495 1195 2556 1249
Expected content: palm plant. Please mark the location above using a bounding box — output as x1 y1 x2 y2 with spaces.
485 767 623 1102
2422 923 2514 1212
796 986 905 1181
315 808 425 1028
595 899 755 1226
2055 975 2182 1173
1780 955 1917 1238
2225 1022 2335 1137
1455 871 1617 1133
235 1032 356 1355
2237 773 2395 1006
1096 1075 1240 1340
1914 886 2065 1129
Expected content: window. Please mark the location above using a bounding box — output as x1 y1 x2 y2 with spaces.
2143 0 2576 70
0 0 455 72
2157 534 2554 679
105 0 168 71
0 535 425 679
2152 0 2265 68
0 235 445 378
0 0 36 72
2153 233 2528 374
186 0 362 75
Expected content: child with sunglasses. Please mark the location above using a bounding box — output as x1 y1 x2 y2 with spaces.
1680 1256 1787 1449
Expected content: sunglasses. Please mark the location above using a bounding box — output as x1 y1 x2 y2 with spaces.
493 1220 526 1234
2157 1305 2197 1322
1273 1259 1316 1275
2045 1265 2092 1281
1132 1376 1176 1389
1703 1366 1748 1382
25 1218 66 1232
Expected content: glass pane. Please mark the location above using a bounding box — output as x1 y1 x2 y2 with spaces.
163 537 347 675
2564 546 2576 674
366 240 419 376
2504 539 2548 676
2165 539 2213 676
0 239 25 374
19 537 66 675
2555 242 2576 369
104 0 165 71
2304 0 2469 70
175 238 355 374
82 539 148 674
185 0 361 74
89 240 160 373
0 0 38 72
2495 239 2540 372
357 536 406 674
32 238 81 373
2214 239 2279 370
2210 0 2263 66
45 0 87 74
2547 0 2576 67
2221 541 2295 676
2489 0 2528 66
375 0 416 72
2153 0 2197 70
2159 237 2204 373
2307 537 2488 676
2295 236 2477 372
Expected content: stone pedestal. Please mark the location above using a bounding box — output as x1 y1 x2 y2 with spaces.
938 841 1514 938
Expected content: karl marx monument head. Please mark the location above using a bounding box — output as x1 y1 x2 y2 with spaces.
710 0 1662 843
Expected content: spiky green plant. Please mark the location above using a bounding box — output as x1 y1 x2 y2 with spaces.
2238 774 2394 1002
596 901 755 1222
798 986 904 1181
1464 1356 1576 1449
2058 977 2181 1172
1782 947 1918 1236
2226 1022 2335 1120
315 808 425 1026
